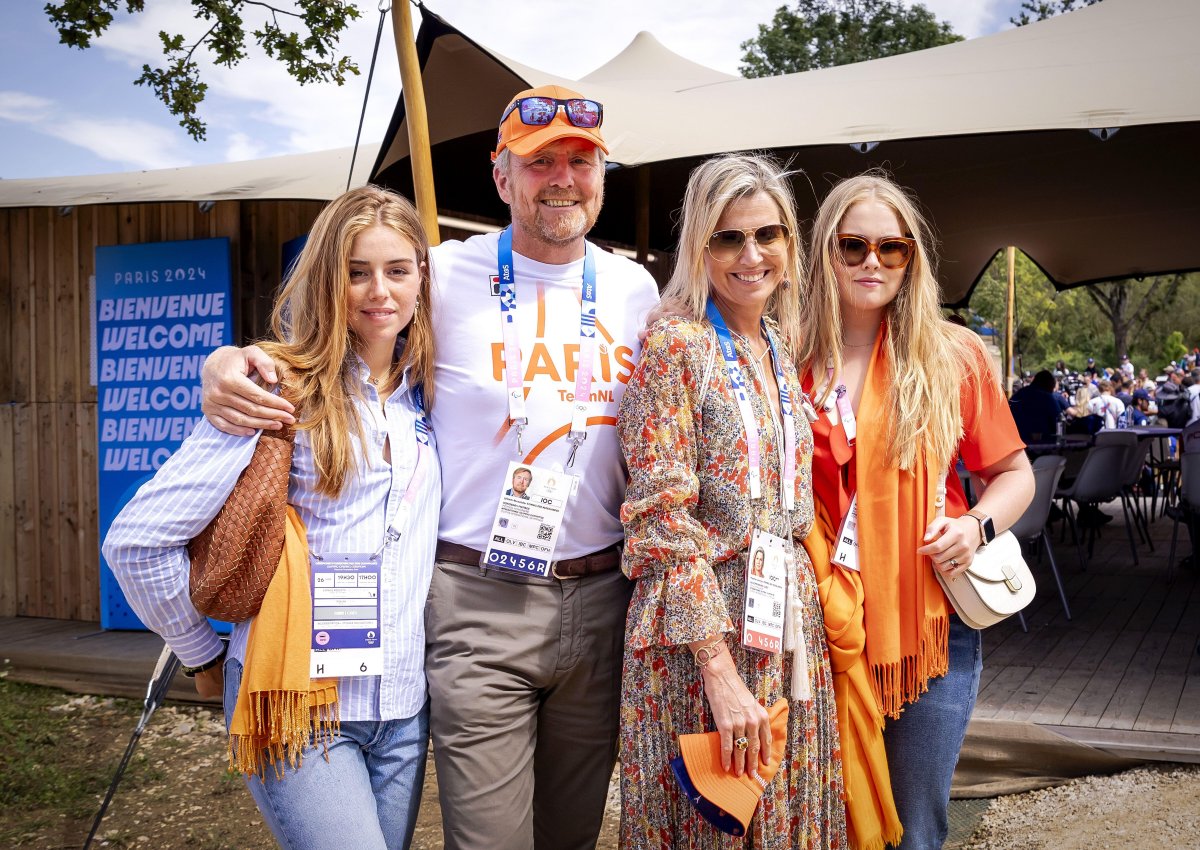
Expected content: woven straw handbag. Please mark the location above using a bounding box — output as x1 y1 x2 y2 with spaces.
188 425 295 622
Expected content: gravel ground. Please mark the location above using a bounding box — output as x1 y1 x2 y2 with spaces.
960 763 1200 850
22 693 1199 849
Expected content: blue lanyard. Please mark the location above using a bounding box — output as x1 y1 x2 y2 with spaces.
705 300 796 510
497 227 597 465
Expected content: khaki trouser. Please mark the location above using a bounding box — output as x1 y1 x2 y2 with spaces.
425 559 632 850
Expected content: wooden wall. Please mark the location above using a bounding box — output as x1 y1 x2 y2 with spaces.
0 199 326 621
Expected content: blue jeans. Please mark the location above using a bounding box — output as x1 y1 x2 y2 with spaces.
883 616 982 850
223 658 428 850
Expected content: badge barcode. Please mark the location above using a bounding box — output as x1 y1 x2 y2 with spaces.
772 602 782 618
536 524 554 542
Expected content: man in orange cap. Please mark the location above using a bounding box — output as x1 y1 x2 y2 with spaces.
199 85 660 849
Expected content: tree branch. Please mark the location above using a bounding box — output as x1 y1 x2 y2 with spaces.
1083 285 1114 320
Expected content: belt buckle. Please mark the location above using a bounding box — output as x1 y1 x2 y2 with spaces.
551 560 580 580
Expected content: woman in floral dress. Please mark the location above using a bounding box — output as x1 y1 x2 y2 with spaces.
618 154 847 850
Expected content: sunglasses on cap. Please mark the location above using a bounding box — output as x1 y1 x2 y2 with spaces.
500 96 604 130
836 234 916 269
706 224 791 262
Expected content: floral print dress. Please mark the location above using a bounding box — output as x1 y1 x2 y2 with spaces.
618 317 847 850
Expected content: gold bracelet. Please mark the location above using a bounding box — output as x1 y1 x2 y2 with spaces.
693 639 725 669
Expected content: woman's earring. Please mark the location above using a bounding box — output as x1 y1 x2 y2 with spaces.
782 279 791 289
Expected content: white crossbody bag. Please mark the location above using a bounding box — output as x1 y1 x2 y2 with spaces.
931 473 1036 629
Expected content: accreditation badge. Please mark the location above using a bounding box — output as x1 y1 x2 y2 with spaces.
742 529 789 655
831 493 860 572
310 553 382 678
483 461 577 579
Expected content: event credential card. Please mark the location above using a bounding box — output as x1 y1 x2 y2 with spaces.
483 461 576 579
310 553 382 678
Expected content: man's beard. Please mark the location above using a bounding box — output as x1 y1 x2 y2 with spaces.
516 192 603 248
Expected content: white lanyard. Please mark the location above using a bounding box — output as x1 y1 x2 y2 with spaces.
312 388 433 561
497 227 596 466
815 363 857 446
705 301 796 510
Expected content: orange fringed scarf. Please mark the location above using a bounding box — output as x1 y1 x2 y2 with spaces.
853 332 951 717
801 331 951 850
805 498 903 850
228 506 339 778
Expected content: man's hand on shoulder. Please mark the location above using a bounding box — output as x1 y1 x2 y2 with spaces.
201 345 295 437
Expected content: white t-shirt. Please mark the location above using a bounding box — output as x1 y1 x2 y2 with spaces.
1088 393 1126 429
429 232 659 558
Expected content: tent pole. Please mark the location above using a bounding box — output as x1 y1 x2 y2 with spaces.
391 1 440 246
636 167 651 265
1005 245 1016 394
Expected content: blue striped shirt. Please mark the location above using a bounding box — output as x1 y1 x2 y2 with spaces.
103 364 440 721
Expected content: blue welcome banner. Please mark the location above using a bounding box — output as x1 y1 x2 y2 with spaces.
95 238 233 629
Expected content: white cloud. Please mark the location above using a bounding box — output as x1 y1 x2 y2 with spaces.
0 91 56 123
0 86 192 171
224 130 266 162
46 118 192 170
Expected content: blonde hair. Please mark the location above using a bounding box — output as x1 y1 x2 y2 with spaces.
796 172 988 472
261 185 435 497
658 153 805 349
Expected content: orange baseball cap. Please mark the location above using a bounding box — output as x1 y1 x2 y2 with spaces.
492 84 609 160
670 699 790 836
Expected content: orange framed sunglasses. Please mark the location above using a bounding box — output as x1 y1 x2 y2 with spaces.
836 233 916 269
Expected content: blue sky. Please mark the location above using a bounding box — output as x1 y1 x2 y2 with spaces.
0 1 1024 180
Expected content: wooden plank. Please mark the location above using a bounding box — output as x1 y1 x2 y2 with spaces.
10 209 32 402
1131 621 1199 731
53 209 78 403
239 202 261 342
140 202 160 243
167 201 194 241
56 402 82 619
35 399 60 619
991 664 1067 722
976 661 1004 696
1170 670 1200 735
1048 724 1200 763
1133 669 1187 733
12 403 38 616
1028 596 1130 724
0 405 16 616
78 402 100 622
0 211 11 403
33 210 56 404
974 664 1034 717
75 208 95 404
1097 629 1172 729
117 203 140 246
1060 629 1146 727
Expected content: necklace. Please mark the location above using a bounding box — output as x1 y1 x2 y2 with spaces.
842 340 875 349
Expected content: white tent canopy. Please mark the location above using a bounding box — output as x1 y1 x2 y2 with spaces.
0 144 378 207
374 0 1200 304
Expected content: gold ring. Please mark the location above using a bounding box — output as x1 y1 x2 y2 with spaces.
733 736 749 751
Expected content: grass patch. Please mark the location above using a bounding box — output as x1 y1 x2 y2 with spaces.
0 678 118 818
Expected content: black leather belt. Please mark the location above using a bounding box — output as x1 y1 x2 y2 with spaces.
435 541 621 579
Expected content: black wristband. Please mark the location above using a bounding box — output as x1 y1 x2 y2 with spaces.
181 647 226 678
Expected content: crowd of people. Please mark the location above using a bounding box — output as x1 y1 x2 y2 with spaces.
103 84 1040 850
1009 354 1200 444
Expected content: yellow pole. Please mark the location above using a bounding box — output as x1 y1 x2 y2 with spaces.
635 167 651 265
1005 246 1016 394
391 1 440 246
